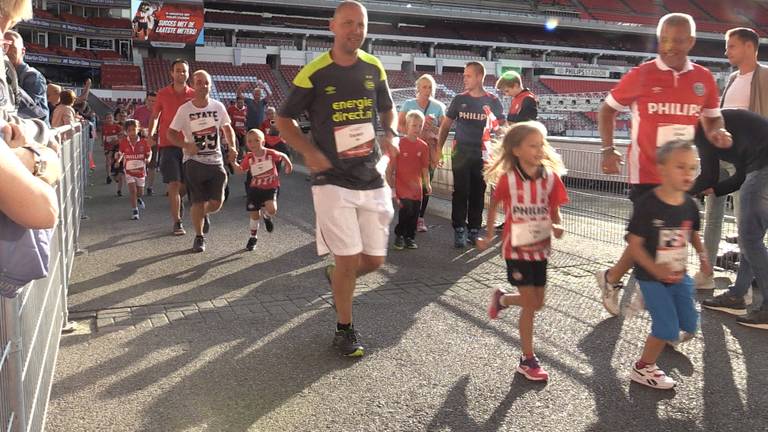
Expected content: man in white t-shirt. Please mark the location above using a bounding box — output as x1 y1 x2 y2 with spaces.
698 27 768 291
168 70 237 252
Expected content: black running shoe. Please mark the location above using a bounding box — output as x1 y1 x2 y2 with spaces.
333 328 365 357
468 228 480 245
173 221 186 236
146 187 153 196
137 198 145 209
405 237 418 249
192 235 205 253
106 176 112 184
393 235 405 250
116 190 122 197
264 216 274 233
245 236 257 251
203 215 210 234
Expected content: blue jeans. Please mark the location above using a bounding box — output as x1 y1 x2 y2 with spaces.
638 275 698 341
703 162 739 264
729 166 768 310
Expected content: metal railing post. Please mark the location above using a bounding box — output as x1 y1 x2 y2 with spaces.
3 298 26 432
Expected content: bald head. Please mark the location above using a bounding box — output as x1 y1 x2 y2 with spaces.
334 0 366 18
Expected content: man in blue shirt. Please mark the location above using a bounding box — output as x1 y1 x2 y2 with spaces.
237 80 272 132
4 31 48 123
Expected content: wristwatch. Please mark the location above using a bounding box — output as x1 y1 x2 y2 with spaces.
22 146 46 177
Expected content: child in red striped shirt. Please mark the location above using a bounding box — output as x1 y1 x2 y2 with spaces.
477 121 568 382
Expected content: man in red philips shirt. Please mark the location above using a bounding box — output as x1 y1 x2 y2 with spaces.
596 13 733 316
148 59 195 236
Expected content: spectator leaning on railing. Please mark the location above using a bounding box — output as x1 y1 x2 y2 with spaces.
3 29 48 123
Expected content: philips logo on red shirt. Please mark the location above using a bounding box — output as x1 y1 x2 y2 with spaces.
646 103 702 116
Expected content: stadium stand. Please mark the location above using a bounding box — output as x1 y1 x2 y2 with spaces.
539 78 617 95
100 64 142 88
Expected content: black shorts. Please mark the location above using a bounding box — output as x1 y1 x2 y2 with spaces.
629 183 658 204
137 22 148 31
160 147 184 184
246 187 277 212
183 160 227 203
506 259 548 287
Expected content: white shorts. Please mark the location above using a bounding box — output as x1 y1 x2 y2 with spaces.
312 184 394 257
125 173 146 188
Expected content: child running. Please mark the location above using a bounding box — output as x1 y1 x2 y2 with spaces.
100 113 121 185
233 129 292 251
114 119 152 220
389 110 431 250
625 140 710 390
477 121 568 382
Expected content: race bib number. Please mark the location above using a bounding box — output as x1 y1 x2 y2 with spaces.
126 160 145 171
333 123 375 159
656 228 689 272
191 117 216 133
656 124 694 147
510 219 552 247
250 159 273 176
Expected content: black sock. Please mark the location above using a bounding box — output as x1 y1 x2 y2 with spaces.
337 322 352 331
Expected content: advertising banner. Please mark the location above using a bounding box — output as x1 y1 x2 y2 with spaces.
131 1 204 47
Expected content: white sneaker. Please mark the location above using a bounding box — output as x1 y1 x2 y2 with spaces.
694 272 715 290
595 269 622 316
666 331 695 348
630 363 676 389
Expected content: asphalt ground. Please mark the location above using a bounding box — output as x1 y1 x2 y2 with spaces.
46 160 767 432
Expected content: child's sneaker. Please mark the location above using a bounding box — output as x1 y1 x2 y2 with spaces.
516 355 549 382
630 363 676 389
417 217 427 232
404 237 418 249
393 235 405 250
173 221 186 236
595 269 623 316
487 288 509 319
245 236 257 251
131 209 139 220
138 198 145 209
263 216 274 233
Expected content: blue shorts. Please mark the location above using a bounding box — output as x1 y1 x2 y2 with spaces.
638 274 698 341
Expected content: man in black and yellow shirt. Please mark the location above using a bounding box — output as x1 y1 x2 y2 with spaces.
277 0 398 357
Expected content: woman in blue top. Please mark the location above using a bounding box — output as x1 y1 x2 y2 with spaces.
398 74 446 232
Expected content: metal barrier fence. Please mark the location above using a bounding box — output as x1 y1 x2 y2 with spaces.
0 121 90 432
430 135 738 263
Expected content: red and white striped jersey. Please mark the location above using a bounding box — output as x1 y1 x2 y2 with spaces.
494 166 568 261
605 57 720 185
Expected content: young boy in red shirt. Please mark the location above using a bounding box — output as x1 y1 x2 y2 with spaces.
115 120 152 219
389 110 431 250
233 129 293 251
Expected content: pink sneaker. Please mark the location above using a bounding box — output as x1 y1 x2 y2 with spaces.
517 355 549 381
417 217 428 232
487 288 509 319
